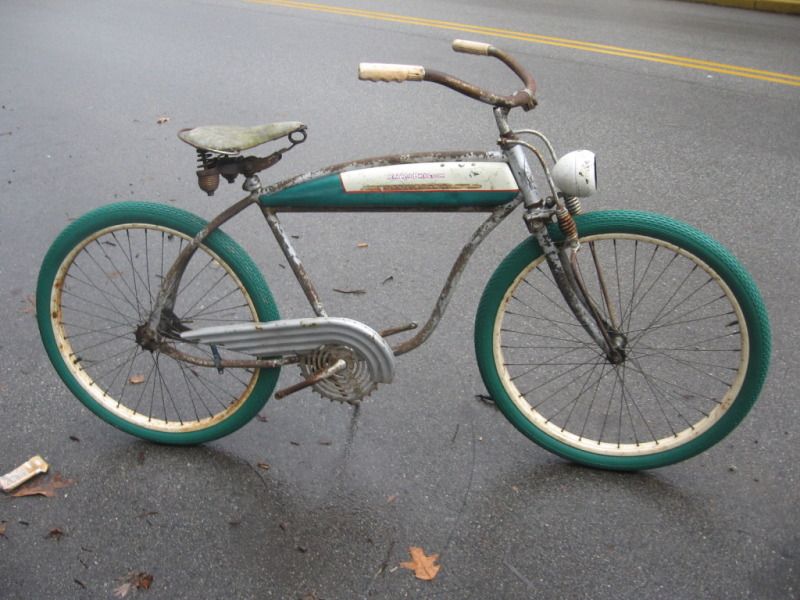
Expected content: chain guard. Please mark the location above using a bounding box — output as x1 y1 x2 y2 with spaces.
299 345 377 405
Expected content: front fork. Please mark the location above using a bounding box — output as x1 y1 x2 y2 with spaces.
528 218 626 364
496 107 625 364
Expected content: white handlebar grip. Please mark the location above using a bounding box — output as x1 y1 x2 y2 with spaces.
452 39 492 55
358 63 426 82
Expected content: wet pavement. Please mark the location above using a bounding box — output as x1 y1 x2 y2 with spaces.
1 1 799 598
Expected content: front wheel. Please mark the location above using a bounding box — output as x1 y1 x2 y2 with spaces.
475 210 770 470
37 202 281 444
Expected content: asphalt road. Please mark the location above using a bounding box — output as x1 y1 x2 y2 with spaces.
1 1 799 598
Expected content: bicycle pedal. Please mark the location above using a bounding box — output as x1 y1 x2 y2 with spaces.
274 358 347 399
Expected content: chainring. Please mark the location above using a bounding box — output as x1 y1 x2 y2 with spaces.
298 345 377 404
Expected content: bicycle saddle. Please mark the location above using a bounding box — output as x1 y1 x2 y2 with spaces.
178 121 306 155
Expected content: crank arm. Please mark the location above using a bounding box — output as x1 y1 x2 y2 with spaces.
273 358 347 399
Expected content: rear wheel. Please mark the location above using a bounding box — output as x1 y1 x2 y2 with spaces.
37 202 280 444
475 211 770 470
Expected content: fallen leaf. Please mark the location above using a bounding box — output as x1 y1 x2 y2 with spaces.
129 374 145 385
333 288 366 295
156 116 170 124
10 473 74 498
400 546 440 581
357 242 369 248
46 527 65 541
114 572 153 597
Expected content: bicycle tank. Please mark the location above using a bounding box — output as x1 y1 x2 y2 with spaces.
260 152 519 210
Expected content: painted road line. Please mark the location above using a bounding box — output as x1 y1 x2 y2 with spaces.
247 0 800 87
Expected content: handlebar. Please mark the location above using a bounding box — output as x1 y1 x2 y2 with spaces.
358 40 537 111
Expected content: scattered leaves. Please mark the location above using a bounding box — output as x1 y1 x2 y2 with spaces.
333 288 366 295
156 116 170 125
113 572 153 598
46 527 65 541
400 546 440 581
10 473 74 498
128 374 145 385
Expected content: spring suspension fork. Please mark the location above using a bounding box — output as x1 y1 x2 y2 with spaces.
530 222 625 364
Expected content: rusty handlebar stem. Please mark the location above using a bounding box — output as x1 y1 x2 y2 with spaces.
424 41 538 111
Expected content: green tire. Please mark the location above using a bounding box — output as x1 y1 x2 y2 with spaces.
37 202 280 444
475 210 770 470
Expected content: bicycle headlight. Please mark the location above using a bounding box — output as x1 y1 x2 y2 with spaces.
551 150 597 198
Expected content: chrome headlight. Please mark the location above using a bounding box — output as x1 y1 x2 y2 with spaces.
551 150 597 198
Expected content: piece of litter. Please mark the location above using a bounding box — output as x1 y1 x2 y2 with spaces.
1 456 49 492
333 288 367 295
357 242 369 248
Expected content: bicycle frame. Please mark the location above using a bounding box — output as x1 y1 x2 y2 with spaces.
147 106 620 371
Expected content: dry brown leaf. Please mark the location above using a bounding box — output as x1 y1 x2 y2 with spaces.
128 374 145 385
114 572 153 597
10 473 74 498
400 546 440 581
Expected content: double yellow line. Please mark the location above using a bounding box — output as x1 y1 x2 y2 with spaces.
248 0 800 87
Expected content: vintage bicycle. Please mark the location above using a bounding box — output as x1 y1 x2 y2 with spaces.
36 41 770 470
